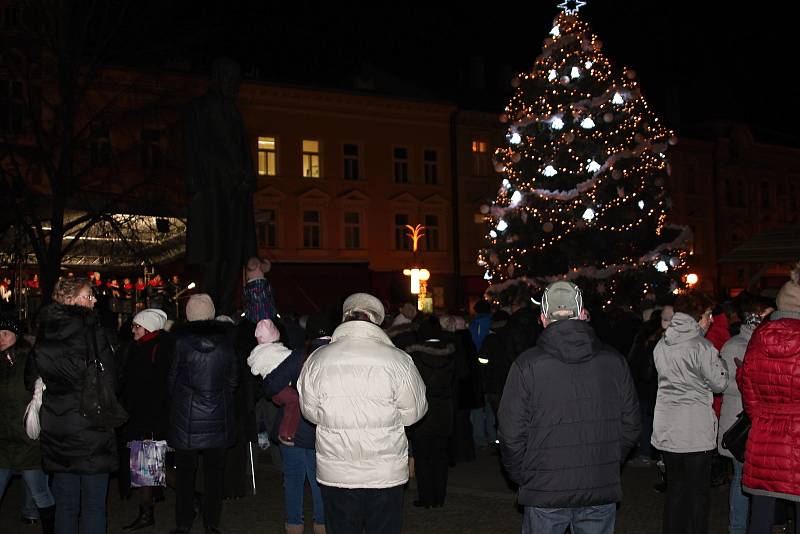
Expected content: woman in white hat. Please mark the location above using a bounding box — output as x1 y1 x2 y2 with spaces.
119 308 174 531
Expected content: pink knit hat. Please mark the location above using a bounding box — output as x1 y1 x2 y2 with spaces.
255 319 280 344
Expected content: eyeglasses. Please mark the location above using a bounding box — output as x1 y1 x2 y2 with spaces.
79 294 96 302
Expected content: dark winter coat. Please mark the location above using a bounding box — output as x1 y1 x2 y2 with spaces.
479 329 515 397
740 312 800 501
498 319 640 508
0 338 40 469
232 320 261 443
33 304 119 474
503 306 541 360
168 321 238 450
119 330 174 441
406 340 457 438
626 317 663 406
263 338 330 450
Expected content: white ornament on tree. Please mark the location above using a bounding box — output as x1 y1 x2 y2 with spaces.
510 190 523 207
655 260 668 273
543 165 558 177
586 160 601 173
550 116 564 130
638 200 645 209
582 208 595 221
612 92 624 105
509 132 522 144
550 25 561 37
571 66 581 78
548 69 557 81
489 230 498 238
580 117 596 129
496 219 508 232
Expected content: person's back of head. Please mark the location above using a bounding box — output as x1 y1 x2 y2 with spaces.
541 281 584 326
342 292 385 326
673 291 714 323
473 299 491 316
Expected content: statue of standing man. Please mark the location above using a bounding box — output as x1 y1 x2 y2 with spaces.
184 58 257 315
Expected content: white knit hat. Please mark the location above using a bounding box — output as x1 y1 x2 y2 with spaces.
133 309 168 333
342 292 385 325
186 293 215 322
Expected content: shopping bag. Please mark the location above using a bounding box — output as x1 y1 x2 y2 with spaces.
130 440 167 487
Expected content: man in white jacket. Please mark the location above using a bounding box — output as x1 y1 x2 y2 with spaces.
298 293 427 534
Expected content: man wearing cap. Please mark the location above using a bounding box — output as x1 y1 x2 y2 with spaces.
297 292 427 534
498 281 640 534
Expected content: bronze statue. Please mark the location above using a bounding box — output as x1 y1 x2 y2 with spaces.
184 58 256 314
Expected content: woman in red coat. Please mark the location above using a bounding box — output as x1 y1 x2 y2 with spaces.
740 268 800 534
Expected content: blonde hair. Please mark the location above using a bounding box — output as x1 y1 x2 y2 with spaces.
52 277 91 305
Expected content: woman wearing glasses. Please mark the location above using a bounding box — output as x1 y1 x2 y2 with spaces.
32 277 121 534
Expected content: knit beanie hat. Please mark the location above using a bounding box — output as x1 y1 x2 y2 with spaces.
255 319 280 344
0 316 21 336
776 263 800 313
186 293 215 322
342 292 385 325
132 309 168 333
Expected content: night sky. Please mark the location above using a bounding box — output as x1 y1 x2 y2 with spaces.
134 1 793 145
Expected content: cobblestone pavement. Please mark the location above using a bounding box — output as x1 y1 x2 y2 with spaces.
0 448 730 533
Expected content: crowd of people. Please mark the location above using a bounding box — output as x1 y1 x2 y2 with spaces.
1 256 799 534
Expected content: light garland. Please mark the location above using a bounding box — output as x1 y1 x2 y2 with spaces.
480 7 689 296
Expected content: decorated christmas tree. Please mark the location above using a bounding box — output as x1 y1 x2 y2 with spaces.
479 1 691 304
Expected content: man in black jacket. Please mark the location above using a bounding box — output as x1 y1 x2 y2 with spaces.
498 281 640 534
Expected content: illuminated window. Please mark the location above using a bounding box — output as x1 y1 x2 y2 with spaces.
393 147 409 184
424 149 438 185
343 143 360 180
424 214 440 250
471 140 491 176
344 211 361 249
394 213 410 250
302 140 321 178
257 137 277 176
303 210 321 248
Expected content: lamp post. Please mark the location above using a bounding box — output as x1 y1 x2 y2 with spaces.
403 224 432 313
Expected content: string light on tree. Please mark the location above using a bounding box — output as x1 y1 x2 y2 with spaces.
480 0 691 303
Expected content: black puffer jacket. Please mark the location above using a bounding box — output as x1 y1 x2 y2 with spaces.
406 340 457 438
498 319 640 508
168 321 237 450
33 304 118 474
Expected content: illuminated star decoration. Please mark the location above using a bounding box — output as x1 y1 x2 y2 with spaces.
557 0 587 15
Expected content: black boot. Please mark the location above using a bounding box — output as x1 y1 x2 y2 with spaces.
38 505 55 534
123 505 155 530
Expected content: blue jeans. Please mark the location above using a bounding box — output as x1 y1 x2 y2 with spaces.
470 401 497 446
523 504 616 534
729 458 748 534
281 445 324 525
52 472 109 534
0 468 55 510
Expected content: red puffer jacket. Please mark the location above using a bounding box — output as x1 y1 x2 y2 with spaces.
740 315 800 499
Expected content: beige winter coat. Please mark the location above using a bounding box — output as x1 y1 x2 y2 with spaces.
298 320 427 489
651 312 728 453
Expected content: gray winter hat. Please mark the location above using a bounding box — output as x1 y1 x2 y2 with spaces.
342 292 385 325
542 280 583 322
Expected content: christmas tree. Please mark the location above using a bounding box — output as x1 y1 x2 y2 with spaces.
479 1 691 304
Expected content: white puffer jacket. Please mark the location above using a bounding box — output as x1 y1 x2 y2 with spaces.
298 320 427 489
